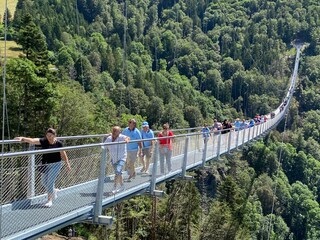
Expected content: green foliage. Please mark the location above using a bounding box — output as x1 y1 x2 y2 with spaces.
4 1 320 239
243 142 279 176
157 181 201 240
3 58 57 137
16 13 49 76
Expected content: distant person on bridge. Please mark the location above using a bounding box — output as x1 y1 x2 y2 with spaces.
105 126 129 194
122 119 142 181
158 123 174 174
15 128 71 208
212 119 222 134
222 119 233 134
140 121 154 175
201 123 211 145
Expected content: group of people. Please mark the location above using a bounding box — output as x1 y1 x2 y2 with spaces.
106 120 174 194
14 113 271 206
201 114 269 143
14 121 175 206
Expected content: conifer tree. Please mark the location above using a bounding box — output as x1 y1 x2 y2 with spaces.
16 13 49 77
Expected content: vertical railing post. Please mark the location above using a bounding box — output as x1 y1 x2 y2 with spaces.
227 131 232 154
182 136 190 176
248 127 251 142
94 146 108 222
236 130 240 150
150 141 159 195
251 125 255 140
28 144 35 198
216 131 222 161
242 128 246 148
201 136 208 167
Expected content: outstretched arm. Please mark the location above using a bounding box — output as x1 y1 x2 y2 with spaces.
60 151 71 171
14 137 41 145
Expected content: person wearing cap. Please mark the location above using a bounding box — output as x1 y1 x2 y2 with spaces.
122 119 142 181
234 118 241 131
140 121 154 175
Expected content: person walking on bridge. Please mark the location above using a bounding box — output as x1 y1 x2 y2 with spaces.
140 121 154 175
15 128 71 208
122 119 142 181
158 123 174 174
105 126 130 194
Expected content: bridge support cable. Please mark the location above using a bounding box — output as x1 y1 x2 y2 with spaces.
151 195 157 240
266 113 289 240
1 0 10 237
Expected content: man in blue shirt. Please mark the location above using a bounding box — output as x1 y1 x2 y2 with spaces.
122 119 142 181
140 121 154 175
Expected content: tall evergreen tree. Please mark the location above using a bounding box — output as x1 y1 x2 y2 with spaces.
16 13 49 77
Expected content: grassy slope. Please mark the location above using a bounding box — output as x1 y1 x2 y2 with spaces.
0 40 22 58
0 0 18 22
0 1 22 58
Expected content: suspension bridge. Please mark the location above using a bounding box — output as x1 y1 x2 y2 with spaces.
0 45 301 239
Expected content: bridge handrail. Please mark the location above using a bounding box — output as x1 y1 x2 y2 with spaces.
1 127 205 145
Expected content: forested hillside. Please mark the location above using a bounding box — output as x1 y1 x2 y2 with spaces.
1 0 320 239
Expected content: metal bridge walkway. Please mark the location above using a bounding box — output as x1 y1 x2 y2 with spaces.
0 46 301 239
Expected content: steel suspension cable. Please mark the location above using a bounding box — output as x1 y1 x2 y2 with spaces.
75 0 85 91
266 112 289 240
1 0 9 236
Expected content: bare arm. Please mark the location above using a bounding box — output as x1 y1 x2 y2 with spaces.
60 150 71 171
14 137 41 145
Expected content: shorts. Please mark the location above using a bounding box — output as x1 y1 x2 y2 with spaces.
127 150 138 162
142 148 152 159
113 160 125 175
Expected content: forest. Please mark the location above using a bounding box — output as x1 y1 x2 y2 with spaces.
1 0 320 239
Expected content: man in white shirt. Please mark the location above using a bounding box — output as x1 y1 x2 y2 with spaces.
105 126 130 194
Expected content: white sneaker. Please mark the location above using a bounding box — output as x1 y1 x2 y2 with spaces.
54 188 59 200
111 186 117 194
44 200 53 208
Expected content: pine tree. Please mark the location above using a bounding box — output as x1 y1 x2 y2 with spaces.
16 13 49 77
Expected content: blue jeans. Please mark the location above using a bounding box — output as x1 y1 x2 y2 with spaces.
113 160 125 175
159 147 172 173
41 162 62 194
